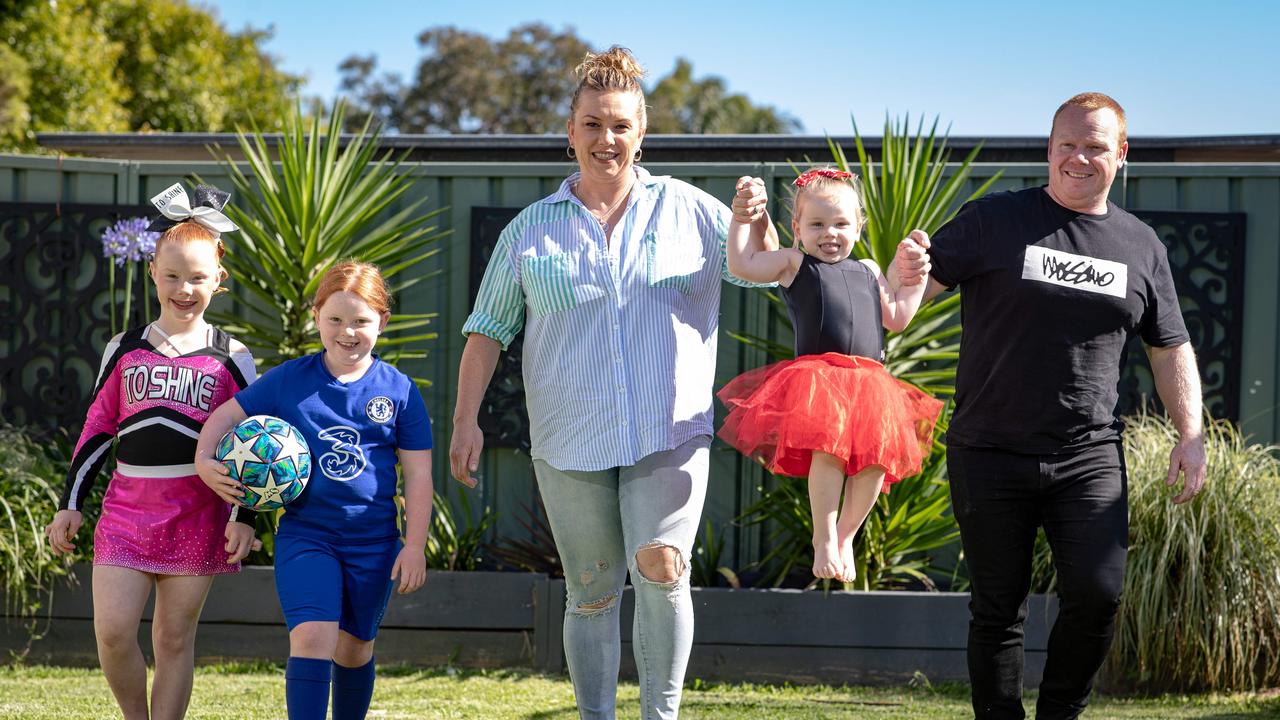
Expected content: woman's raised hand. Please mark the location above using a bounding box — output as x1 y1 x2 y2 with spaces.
732 176 768 223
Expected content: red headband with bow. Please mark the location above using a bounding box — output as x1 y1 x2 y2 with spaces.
793 169 853 188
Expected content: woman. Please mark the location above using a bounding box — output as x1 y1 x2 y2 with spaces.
449 46 774 720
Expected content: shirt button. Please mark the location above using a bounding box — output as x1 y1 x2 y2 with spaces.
621 418 629 426
618 386 626 394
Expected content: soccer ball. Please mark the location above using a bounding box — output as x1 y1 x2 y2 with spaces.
214 415 312 510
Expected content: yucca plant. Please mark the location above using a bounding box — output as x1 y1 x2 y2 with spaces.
206 100 450 377
690 521 740 588
730 116 998 588
424 490 497 572
1031 413 1280 692
487 498 563 578
835 115 1001 392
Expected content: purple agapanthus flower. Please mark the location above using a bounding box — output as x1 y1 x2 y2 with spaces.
101 217 159 266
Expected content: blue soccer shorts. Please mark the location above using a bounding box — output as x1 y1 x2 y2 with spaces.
273 533 400 641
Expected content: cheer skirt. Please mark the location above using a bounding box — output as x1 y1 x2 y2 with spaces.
93 468 239 576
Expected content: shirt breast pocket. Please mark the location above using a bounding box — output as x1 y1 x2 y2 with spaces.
522 253 580 317
644 232 705 294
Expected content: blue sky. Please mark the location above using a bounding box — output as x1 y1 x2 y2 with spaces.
208 0 1278 137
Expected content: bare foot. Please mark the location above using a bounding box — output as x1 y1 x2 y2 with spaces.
839 539 857 583
813 539 843 580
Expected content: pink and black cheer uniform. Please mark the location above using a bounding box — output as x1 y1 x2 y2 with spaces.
59 325 257 575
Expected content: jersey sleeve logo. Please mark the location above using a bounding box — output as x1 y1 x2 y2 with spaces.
366 396 395 424
1021 245 1128 298
316 426 366 481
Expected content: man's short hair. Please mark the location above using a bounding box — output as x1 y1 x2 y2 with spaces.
1052 92 1127 145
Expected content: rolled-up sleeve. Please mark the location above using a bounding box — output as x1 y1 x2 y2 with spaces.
461 224 525 350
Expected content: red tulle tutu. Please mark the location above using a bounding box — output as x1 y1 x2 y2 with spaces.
717 352 943 487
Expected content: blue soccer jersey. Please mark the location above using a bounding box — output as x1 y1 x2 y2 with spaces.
234 353 433 543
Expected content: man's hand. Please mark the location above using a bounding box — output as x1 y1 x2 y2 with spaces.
893 230 932 286
1167 434 1207 504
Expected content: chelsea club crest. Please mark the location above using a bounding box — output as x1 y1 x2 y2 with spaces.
366 396 394 424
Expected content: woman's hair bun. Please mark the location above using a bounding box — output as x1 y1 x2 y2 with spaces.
576 45 646 83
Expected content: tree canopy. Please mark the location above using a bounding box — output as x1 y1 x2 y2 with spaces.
340 23 799 134
647 59 800 134
0 0 300 151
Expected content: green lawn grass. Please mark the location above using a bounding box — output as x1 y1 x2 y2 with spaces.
1 664 1278 719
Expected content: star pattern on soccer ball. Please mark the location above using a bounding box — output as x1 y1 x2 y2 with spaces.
221 433 264 477
252 471 288 509
275 430 309 465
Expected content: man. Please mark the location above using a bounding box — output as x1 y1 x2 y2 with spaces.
898 92 1206 719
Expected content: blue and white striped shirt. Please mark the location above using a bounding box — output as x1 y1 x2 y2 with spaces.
462 167 764 472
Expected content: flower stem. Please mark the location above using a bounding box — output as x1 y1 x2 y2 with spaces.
142 261 152 321
123 262 134 330
108 263 117 336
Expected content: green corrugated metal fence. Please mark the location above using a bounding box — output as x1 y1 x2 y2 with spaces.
3 155 1278 572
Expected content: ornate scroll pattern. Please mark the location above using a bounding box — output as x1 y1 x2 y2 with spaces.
1120 211 1245 421
0 202 150 433
469 207 529 451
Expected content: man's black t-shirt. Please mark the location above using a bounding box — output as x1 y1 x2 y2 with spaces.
928 187 1189 453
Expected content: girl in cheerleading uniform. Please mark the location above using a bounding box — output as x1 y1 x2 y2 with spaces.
45 183 260 720
196 261 433 720
718 169 943 583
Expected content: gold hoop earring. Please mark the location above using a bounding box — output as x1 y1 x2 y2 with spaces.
567 145 576 159
633 148 643 163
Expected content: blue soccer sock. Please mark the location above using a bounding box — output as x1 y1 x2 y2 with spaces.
331 656 377 720
285 656 332 720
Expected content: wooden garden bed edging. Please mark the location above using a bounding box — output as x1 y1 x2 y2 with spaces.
3 565 1059 686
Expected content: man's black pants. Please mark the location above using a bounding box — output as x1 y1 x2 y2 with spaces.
948 442 1128 720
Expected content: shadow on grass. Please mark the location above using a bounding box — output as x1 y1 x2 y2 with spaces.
193 664 1280 719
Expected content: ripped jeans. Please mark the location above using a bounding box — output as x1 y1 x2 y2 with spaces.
533 435 710 720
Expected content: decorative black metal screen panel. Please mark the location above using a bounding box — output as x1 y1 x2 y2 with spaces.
469 206 530 451
1 202 151 433
1119 210 1246 421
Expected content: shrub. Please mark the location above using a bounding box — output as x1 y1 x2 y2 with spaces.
424 490 495 572
0 426 92 620
209 100 448 376
1032 413 1280 691
1109 413 1280 691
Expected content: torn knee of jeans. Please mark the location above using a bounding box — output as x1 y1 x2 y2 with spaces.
570 591 619 617
634 542 686 586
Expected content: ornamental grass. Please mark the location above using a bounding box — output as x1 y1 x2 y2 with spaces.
1105 412 1280 691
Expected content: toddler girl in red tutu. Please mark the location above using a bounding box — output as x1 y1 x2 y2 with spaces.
719 168 942 582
